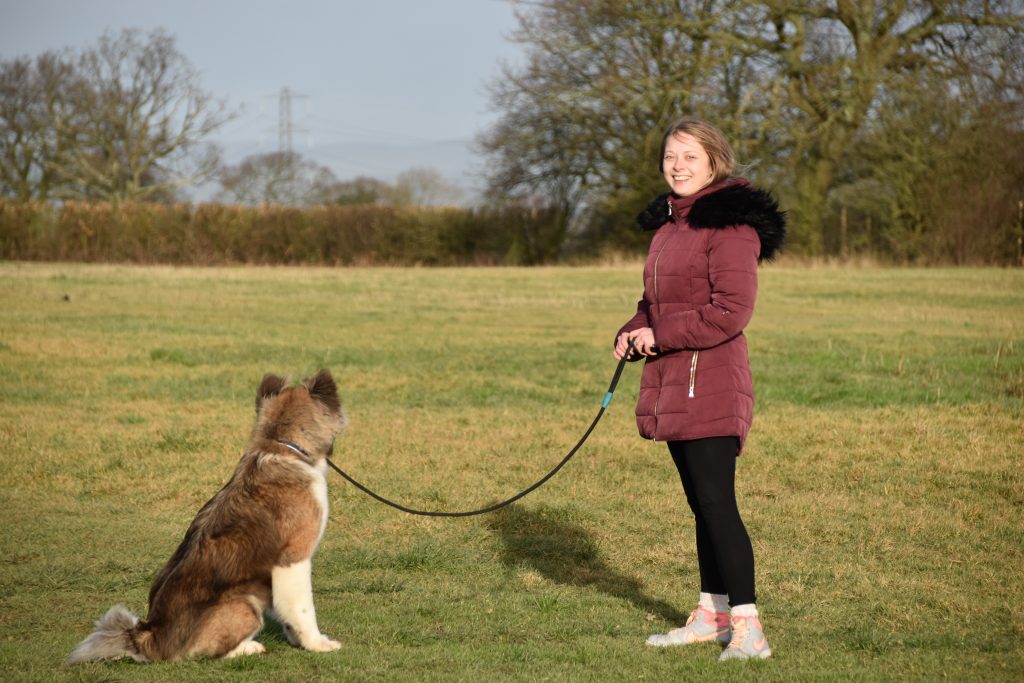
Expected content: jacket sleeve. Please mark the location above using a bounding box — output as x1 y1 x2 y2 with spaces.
651 225 760 351
617 299 650 335
614 298 651 352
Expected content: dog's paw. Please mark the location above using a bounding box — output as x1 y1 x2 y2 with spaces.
225 639 266 658
304 634 341 652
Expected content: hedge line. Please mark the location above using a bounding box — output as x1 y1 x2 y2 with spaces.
0 201 571 266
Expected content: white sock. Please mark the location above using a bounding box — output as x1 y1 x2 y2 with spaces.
731 603 759 618
699 592 730 614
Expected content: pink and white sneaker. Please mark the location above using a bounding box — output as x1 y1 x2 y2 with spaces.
646 605 730 647
718 615 772 660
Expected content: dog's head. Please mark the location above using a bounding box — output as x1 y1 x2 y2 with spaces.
252 369 346 458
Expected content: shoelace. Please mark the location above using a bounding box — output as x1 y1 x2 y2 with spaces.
727 617 750 649
664 609 700 638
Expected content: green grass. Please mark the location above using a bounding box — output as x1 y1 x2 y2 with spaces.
0 261 1022 682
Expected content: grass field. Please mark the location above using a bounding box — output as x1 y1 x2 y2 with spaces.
0 261 1022 682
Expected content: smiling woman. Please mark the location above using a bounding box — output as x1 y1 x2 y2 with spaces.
661 134 714 197
615 116 785 662
659 123 734 197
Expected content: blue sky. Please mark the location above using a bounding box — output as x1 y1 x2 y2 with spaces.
0 0 525 197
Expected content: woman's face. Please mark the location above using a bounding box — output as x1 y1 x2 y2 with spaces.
662 132 714 197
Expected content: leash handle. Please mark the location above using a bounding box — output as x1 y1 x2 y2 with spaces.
326 339 636 517
604 336 635 403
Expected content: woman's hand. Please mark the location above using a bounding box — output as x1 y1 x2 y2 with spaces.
615 327 657 359
630 327 658 356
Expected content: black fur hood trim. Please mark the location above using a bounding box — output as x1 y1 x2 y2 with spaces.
635 192 674 232
636 184 787 262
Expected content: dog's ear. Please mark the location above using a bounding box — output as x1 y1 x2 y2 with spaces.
303 369 341 412
256 373 289 412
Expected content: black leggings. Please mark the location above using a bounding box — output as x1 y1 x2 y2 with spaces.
669 437 756 606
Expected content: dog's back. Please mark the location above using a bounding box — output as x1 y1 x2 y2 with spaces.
68 370 345 664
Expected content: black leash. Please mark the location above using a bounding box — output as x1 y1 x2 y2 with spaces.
324 340 635 517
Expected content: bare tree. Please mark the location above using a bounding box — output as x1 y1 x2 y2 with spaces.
219 151 339 206
0 52 79 201
330 175 392 205
2 29 229 202
315 168 463 206
740 0 1024 252
54 29 228 201
844 42 1024 263
479 0 752 248
482 0 1024 257
390 167 464 206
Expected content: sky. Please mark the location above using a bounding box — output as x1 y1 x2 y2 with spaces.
0 0 525 199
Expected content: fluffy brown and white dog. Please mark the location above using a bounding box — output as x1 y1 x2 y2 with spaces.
67 369 347 664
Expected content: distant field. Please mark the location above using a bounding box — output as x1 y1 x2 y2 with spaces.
0 262 1021 682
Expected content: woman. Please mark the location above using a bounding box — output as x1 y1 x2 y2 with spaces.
614 118 784 661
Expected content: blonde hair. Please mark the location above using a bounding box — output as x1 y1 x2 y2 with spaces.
659 117 735 185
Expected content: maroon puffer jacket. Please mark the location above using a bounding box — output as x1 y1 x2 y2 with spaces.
617 179 785 453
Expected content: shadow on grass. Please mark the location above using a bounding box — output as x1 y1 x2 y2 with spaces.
487 504 687 624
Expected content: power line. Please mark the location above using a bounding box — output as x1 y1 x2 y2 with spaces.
303 113 439 144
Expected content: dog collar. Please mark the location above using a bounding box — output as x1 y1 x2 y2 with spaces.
276 440 313 459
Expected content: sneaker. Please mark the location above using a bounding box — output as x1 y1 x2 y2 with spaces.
646 605 730 647
718 615 771 660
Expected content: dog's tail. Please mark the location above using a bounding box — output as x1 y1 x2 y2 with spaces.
66 605 150 665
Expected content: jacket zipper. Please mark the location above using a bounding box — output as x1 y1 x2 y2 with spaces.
652 359 662 440
688 350 699 398
651 240 668 437
650 210 672 438
652 246 665 302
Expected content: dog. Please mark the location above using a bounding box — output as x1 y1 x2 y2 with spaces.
67 369 347 663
